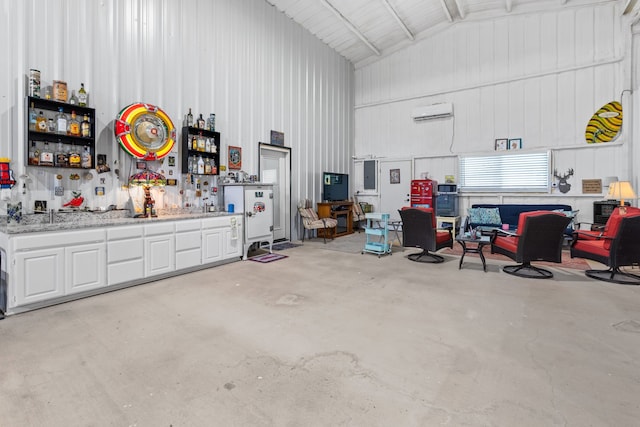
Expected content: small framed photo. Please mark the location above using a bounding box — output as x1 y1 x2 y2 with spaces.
136 161 147 170
270 130 284 146
167 156 175 167
495 139 508 151
390 168 401 184
509 138 522 150
228 146 242 170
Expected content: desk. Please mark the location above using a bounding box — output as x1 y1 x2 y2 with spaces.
437 215 461 237
317 201 353 238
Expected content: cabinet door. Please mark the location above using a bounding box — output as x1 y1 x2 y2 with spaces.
65 242 106 294
224 227 242 259
202 228 223 264
145 234 175 277
15 248 65 306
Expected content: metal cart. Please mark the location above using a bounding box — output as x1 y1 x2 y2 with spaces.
362 212 392 257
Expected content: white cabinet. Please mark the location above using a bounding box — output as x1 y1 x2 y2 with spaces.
14 247 65 306
144 223 175 277
65 242 106 294
202 228 223 264
175 220 202 270
106 225 144 286
224 216 243 259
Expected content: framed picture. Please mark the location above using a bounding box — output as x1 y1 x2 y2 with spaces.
167 156 175 167
390 168 401 184
270 130 284 146
509 138 522 150
136 161 147 170
495 139 508 151
228 146 242 169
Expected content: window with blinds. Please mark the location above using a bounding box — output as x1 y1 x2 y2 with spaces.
459 151 551 193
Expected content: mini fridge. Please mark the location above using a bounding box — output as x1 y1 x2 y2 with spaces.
222 183 274 260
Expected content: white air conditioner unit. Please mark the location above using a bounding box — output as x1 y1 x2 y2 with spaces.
412 103 453 121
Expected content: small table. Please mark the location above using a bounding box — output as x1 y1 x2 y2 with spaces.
437 215 461 237
387 220 403 249
456 234 491 272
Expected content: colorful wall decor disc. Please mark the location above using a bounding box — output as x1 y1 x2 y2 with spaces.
114 103 176 160
585 101 622 144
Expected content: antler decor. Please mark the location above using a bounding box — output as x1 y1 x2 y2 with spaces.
553 168 574 194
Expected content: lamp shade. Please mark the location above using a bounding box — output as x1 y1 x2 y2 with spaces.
128 170 167 187
606 181 637 201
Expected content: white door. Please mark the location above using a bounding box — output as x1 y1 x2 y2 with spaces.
259 144 291 241
379 159 412 221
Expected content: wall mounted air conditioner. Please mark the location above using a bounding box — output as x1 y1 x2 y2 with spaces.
412 103 453 121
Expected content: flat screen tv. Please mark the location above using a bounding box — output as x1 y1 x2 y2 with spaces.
323 172 349 202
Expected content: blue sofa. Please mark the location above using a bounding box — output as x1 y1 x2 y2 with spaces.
468 203 576 235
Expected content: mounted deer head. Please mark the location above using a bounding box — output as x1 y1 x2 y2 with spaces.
553 168 574 194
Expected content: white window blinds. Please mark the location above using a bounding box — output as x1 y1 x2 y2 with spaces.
459 151 551 193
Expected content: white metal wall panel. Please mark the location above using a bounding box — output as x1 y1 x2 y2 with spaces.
1 0 354 235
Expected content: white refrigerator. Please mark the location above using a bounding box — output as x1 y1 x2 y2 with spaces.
222 184 274 260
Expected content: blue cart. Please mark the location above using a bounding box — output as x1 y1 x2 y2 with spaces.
362 212 392 257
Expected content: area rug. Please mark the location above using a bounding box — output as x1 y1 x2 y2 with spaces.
441 245 591 271
249 253 289 263
272 241 302 251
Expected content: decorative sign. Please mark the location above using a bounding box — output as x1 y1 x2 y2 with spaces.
585 101 622 144
582 179 602 194
114 103 176 160
228 146 242 170
270 130 284 146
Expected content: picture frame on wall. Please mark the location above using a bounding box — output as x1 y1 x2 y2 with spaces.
495 139 508 151
390 168 401 184
270 130 284 146
228 146 242 170
509 138 522 150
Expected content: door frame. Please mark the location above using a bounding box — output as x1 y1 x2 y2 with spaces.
258 142 292 242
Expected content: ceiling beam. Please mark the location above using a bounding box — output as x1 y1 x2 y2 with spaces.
381 0 414 40
440 0 454 22
454 0 466 19
506 0 513 13
320 0 381 56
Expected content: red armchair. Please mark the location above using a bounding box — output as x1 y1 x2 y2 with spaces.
570 206 640 285
399 207 453 263
491 211 571 279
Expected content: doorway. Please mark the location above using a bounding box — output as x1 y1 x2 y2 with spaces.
379 159 412 221
259 143 291 241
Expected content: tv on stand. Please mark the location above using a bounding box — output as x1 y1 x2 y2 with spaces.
322 172 349 202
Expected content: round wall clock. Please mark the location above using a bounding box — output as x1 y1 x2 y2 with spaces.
585 101 622 144
114 103 176 160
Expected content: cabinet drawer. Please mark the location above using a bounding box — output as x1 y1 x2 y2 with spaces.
14 229 104 251
144 222 174 236
107 225 143 240
108 238 144 263
175 219 201 232
176 230 201 251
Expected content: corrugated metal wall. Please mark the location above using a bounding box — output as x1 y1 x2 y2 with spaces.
0 0 354 229
354 2 637 216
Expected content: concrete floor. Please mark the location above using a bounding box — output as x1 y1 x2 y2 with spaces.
1 235 639 426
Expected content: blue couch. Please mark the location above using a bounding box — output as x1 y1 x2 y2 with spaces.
468 203 576 235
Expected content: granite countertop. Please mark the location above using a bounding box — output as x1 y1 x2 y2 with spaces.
0 208 237 235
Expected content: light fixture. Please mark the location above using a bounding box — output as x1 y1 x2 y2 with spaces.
606 181 637 215
128 170 166 218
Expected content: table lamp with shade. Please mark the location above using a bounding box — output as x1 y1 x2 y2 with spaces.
128 170 167 218
607 181 637 215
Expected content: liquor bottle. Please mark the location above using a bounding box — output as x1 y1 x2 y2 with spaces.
29 102 37 131
211 159 217 175
69 90 78 105
29 141 40 166
77 83 88 107
204 157 212 174
56 107 68 134
67 110 80 136
205 137 211 153
208 113 216 132
186 108 193 127
197 114 206 129
36 111 48 132
55 141 68 167
197 155 205 174
197 133 205 151
81 114 91 137
68 147 81 168
191 136 198 151
81 146 92 168
47 118 56 133
39 142 54 166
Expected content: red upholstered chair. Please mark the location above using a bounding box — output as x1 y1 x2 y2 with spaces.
490 211 571 279
399 207 453 263
570 206 640 285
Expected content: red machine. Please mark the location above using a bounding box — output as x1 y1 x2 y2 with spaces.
410 179 438 210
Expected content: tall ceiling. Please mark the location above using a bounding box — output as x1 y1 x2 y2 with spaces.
264 0 632 68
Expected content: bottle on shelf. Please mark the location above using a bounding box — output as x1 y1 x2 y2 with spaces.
204 157 212 174
56 107 68 135
69 90 78 105
35 111 48 132
68 147 81 168
186 108 193 127
208 113 215 132
28 141 40 166
197 114 206 129
29 102 37 131
39 142 54 166
197 133 206 151
205 137 211 153
81 114 91 137
81 146 92 168
67 111 80 136
47 118 56 133
191 135 198 151
77 83 88 107
55 141 68 167
197 155 205 174
211 159 217 175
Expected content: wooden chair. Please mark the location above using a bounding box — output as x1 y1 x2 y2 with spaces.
570 206 640 285
399 207 453 263
298 200 338 243
490 211 571 279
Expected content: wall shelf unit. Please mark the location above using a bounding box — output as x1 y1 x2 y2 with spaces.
181 126 220 175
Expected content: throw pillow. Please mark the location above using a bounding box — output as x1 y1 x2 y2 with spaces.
468 207 502 226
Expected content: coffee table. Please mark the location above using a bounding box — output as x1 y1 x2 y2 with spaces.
456 234 491 272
